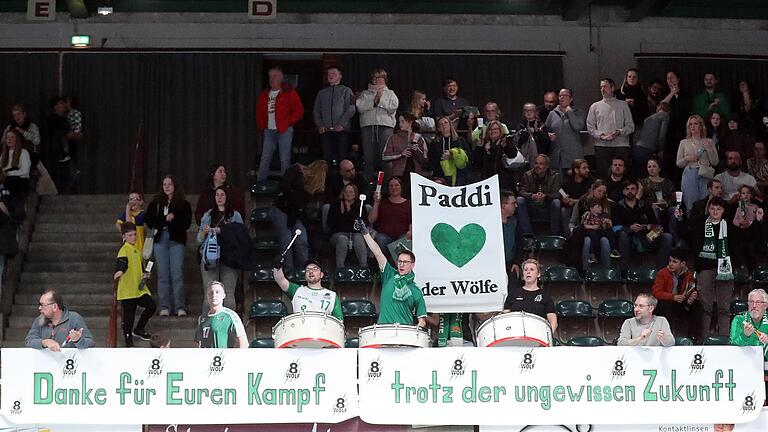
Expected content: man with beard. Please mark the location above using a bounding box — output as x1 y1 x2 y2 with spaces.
646 79 664 113
714 151 757 204
273 259 343 321
730 288 768 399
692 72 731 119
538 91 557 123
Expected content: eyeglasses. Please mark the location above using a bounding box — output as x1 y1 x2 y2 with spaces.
305 266 321 273
747 301 767 305
397 260 413 265
38 302 55 308
633 304 650 308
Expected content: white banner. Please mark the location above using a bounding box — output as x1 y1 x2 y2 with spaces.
481 407 768 431
1 348 358 425
358 346 765 425
410 174 507 312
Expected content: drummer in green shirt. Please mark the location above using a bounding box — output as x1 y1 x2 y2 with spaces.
355 218 427 327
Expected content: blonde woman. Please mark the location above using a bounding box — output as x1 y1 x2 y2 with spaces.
676 115 719 211
410 90 435 139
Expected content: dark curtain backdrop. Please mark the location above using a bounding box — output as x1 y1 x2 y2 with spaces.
0 53 58 135
637 56 768 106
340 54 564 125
62 53 262 194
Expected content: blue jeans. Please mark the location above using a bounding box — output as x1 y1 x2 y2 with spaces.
681 166 708 214
268 207 308 273
582 236 611 271
320 131 350 168
257 127 294 182
154 230 186 313
516 197 562 236
618 230 673 270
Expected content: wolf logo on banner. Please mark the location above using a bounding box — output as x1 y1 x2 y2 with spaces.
411 173 507 312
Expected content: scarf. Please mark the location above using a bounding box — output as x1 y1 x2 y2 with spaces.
392 271 415 301
699 218 734 281
437 313 464 347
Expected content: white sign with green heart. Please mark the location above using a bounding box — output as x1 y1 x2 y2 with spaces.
411 173 508 313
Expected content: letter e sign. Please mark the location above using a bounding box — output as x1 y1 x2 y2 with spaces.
27 0 56 21
248 0 276 20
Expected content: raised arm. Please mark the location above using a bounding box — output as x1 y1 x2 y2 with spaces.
356 219 387 271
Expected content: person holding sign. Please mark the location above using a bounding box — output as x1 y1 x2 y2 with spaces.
356 219 427 327
273 259 343 320
502 259 557 334
195 281 247 349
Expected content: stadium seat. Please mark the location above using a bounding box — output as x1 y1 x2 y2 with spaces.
250 207 270 223
335 266 374 283
250 266 275 283
536 235 567 251
703 335 731 345
567 336 606 347
598 300 633 318
341 300 377 318
556 300 593 317
625 266 657 297
345 337 359 348
733 267 751 284
249 337 275 348
305 206 322 224
249 299 288 320
285 268 329 285
552 338 563 346
251 181 280 195
544 266 582 283
752 266 768 284
252 238 278 251
675 336 695 346
586 266 624 305
729 299 748 317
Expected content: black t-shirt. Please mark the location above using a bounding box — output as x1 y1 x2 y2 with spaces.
503 286 555 320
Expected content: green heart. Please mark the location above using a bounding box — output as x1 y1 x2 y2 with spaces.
430 223 486 268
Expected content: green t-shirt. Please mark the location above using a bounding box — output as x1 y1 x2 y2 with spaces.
286 282 343 321
730 312 768 362
378 263 427 325
195 307 246 348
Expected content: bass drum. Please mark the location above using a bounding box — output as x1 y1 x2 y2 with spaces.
475 311 552 347
358 324 430 348
272 311 344 348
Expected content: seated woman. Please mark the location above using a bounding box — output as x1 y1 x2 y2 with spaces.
731 185 765 273
564 180 614 271
368 176 411 262
560 158 593 237
639 155 676 235
327 183 369 268
1 128 31 221
503 259 558 334
197 186 244 313
428 116 470 186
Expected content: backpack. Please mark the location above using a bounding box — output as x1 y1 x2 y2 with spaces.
202 232 220 270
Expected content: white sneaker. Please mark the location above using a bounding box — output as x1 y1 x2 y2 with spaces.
176 309 187 317
159 309 170 317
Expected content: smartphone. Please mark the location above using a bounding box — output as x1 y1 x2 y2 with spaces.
477 118 485 127
145 261 154 273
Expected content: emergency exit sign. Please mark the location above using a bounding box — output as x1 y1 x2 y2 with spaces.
27 0 56 21
249 0 276 19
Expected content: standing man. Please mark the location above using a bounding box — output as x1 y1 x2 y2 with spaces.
25 290 94 350
544 88 586 177
433 78 470 128
538 91 558 124
273 259 343 320
587 78 635 179
692 73 731 119
195 281 248 348
256 66 304 182
313 66 356 167
617 293 675 346
646 79 665 114
356 219 427 327
632 102 670 178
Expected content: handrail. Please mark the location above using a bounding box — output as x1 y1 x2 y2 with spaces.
107 278 118 348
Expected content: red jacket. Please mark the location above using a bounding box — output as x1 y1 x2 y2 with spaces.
256 83 304 133
651 267 695 302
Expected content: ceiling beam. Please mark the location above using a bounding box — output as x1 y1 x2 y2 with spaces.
626 0 658 22
562 0 591 21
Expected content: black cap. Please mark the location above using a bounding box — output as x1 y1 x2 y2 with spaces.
304 259 323 272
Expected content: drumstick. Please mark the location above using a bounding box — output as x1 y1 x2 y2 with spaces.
358 194 367 218
281 229 302 258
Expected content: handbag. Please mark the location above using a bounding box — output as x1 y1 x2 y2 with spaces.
202 232 220 270
142 228 156 260
698 164 715 180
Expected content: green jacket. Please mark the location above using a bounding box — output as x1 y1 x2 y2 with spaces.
691 91 731 119
730 311 768 361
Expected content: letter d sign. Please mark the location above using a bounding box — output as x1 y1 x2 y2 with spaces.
249 0 276 19
27 0 56 21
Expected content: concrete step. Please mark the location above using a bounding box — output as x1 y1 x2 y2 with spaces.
36 213 120 224
21 271 108 284
15 292 114 305
12 304 110 316
17 282 107 294
24 261 113 272
7 315 205 333
29 237 118 247
34 223 117 233
41 194 126 204
25 250 117 262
